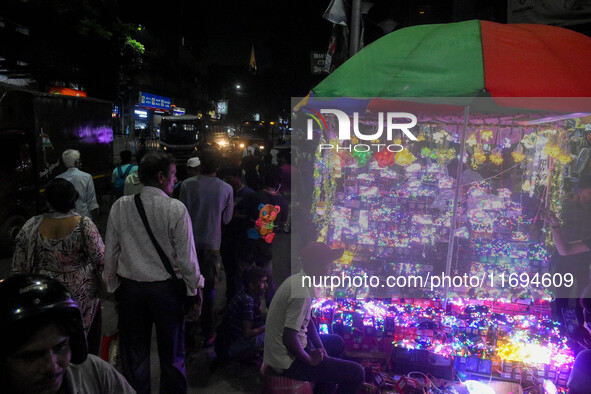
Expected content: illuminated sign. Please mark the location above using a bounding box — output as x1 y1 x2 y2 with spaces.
49 87 87 97
134 109 148 118
173 106 186 116
139 91 171 110
217 100 228 115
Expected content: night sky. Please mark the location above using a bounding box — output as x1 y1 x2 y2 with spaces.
195 1 332 70
116 0 332 97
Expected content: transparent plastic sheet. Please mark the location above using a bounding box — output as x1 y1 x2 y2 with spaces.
290 97 591 302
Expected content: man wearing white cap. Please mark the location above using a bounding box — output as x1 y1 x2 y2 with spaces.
186 157 201 178
171 157 200 200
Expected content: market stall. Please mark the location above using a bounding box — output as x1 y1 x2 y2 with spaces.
292 20 591 393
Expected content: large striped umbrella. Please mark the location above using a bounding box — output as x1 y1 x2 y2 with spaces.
300 20 591 112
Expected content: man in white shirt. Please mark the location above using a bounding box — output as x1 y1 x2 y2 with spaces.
56 149 99 221
104 151 203 394
263 242 364 393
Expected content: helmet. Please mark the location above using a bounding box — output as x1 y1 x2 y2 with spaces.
0 274 88 363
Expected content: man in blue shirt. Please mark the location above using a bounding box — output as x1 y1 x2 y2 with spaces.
112 150 138 199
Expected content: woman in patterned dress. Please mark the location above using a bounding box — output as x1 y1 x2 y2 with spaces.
12 178 105 354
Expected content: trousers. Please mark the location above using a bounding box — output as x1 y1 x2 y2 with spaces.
282 334 365 394
117 277 186 394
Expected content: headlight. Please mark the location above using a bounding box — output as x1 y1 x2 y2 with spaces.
260 146 264 150
240 143 245 148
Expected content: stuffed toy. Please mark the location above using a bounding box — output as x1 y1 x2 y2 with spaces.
248 203 281 243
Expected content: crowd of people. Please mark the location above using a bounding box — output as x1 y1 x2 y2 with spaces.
7 146 365 393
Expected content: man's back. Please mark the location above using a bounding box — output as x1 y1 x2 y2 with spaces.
104 186 199 290
180 175 233 250
57 167 98 218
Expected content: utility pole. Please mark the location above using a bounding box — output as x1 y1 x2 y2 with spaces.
350 0 362 57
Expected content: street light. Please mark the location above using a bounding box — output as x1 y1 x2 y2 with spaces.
236 84 241 89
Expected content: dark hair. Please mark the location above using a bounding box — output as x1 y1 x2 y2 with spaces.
139 151 175 186
221 164 241 178
120 149 133 163
579 175 591 191
199 150 221 175
262 165 281 189
278 149 291 162
46 178 79 213
242 266 267 289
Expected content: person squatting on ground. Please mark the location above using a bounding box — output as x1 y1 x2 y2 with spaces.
180 149 233 347
0 274 135 394
104 151 204 394
215 265 267 365
12 178 105 355
56 149 99 222
263 242 365 393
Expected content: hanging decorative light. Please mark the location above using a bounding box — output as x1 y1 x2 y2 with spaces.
395 149 417 166
511 144 526 163
472 144 487 169
490 148 503 165
543 144 560 159
480 129 494 143
433 129 450 144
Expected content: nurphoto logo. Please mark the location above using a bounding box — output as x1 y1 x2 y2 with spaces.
305 109 418 152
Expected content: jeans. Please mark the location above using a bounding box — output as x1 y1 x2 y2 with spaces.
117 278 186 394
282 334 365 394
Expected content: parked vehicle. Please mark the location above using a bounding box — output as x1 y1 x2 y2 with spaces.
0 83 114 251
158 115 205 157
208 119 235 151
234 120 272 152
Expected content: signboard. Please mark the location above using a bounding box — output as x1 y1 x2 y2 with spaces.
139 91 171 111
310 51 327 75
217 100 228 115
508 0 591 26
49 86 87 97
173 106 186 116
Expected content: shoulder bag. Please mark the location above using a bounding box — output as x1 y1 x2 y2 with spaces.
134 194 200 313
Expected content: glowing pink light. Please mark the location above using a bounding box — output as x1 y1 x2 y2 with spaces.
75 125 113 144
